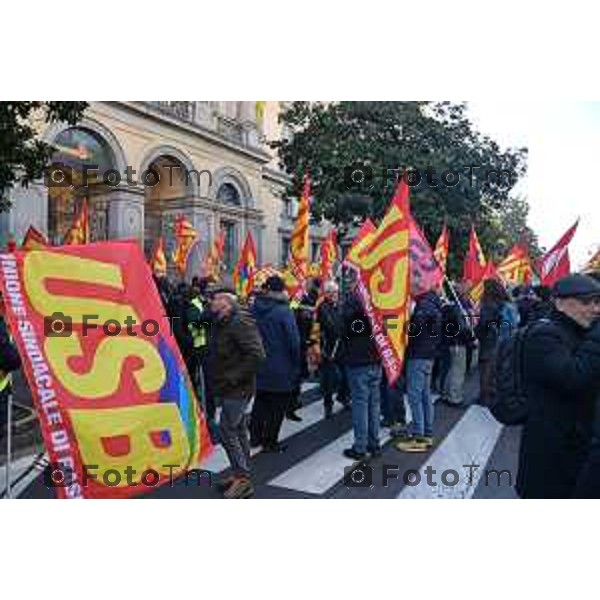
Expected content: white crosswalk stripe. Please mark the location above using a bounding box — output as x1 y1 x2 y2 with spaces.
397 405 503 499
198 394 343 474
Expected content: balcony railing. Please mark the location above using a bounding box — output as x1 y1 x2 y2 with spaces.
141 101 261 150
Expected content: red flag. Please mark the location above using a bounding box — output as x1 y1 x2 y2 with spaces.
537 220 579 286
468 261 497 307
463 224 486 284
233 231 258 298
149 236 168 277
319 229 338 284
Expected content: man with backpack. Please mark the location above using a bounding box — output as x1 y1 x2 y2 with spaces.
509 274 600 498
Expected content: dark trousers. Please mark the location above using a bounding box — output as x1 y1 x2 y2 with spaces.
336 361 350 405
250 390 293 448
381 373 406 424
320 360 340 408
479 353 496 406
432 347 451 394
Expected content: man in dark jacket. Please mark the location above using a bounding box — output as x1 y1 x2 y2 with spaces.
249 276 301 452
396 288 443 453
341 279 382 460
517 274 600 499
317 281 347 419
207 290 266 498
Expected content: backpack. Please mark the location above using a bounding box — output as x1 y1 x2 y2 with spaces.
490 319 548 426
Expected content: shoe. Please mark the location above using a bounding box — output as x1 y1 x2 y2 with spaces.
223 477 254 499
286 411 303 422
343 448 367 461
216 475 236 493
262 443 288 454
390 428 411 441
395 438 429 453
419 436 434 448
368 447 382 458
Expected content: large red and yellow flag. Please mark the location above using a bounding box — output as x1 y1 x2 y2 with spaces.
0 242 212 498
463 224 486 284
64 198 90 245
233 231 257 298
344 181 411 386
22 225 49 250
433 224 450 274
290 175 311 280
172 215 198 276
496 243 533 286
149 236 168 277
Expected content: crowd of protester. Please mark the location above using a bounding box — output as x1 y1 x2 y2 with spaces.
1 267 600 499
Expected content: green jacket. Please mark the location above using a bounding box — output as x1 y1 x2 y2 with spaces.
208 307 266 400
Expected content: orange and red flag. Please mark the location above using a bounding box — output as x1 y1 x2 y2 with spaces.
290 175 311 280
149 236 168 277
233 231 257 298
433 224 450 274
496 243 533 286
22 225 49 250
319 229 338 284
463 224 486 284
64 198 90 245
172 215 198 276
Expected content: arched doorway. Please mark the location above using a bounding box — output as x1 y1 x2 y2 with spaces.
47 127 117 244
144 155 193 258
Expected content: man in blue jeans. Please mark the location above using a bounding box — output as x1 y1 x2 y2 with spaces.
341 281 382 460
396 287 443 453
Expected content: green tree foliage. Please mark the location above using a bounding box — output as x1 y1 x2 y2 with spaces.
0 101 88 210
270 101 538 278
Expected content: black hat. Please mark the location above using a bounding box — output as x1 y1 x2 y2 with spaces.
265 275 285 293
552 274 600 299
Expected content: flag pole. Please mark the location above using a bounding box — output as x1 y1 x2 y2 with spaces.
5 390 13 498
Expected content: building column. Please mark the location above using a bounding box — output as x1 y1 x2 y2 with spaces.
108 187 144 241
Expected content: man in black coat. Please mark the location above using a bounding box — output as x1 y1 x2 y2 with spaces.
517 274 600 499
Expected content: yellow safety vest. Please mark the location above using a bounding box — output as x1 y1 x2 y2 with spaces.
188 297 208 349
0 372 11 393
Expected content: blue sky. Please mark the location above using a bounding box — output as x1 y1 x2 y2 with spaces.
467 101 600 268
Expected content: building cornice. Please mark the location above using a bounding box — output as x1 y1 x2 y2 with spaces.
109 102 273 165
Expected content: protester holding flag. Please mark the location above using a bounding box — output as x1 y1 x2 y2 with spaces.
341 273 382 460
316 280 348 419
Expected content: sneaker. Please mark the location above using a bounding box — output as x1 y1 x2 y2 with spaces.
390 428 412 441
395 438 429 453
343 448 367 461
286 411 303 422
419 436 434 448
223 477 254 499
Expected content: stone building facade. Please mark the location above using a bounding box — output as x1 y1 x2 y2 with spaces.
0 101 329 278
